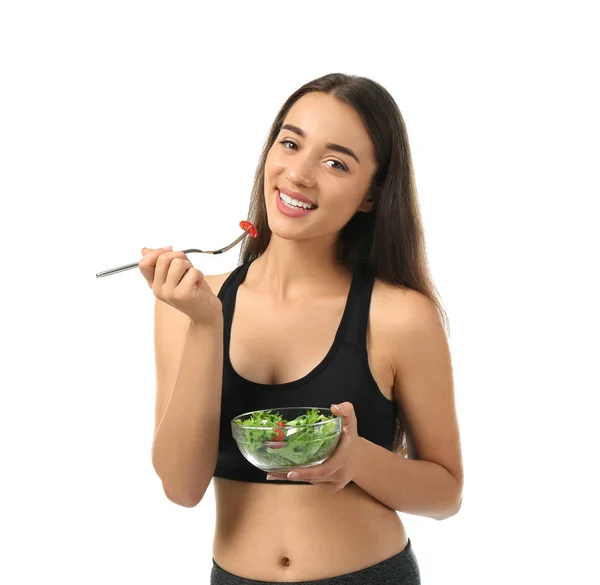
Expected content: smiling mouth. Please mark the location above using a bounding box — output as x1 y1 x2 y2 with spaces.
276 189 318 210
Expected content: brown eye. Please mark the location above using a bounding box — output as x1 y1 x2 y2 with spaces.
327 160 348 172
280 140 348 172
280 140 298 150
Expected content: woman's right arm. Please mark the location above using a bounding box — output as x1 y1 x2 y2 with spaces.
151 298 224 508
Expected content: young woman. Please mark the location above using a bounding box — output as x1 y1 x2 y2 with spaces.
141 73 463 584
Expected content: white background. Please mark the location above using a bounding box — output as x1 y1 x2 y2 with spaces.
1 1 598 583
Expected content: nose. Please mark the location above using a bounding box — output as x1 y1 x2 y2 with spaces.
288 161 316 189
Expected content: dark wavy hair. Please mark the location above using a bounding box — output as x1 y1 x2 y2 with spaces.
239 73 449 457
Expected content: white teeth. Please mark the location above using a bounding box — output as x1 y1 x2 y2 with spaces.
279 190 314 210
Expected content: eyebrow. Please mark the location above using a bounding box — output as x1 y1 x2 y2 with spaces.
280 124 361 164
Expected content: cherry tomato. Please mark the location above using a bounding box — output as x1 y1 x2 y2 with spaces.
239 220 258 238
270 428 284 441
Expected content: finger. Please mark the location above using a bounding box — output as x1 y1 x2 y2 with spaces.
285 467 334 482
138 247 173 284
164 257 193 290
331 402 355 431
140 246 171 258
152 251 188 290
170 262 203 298
265 473 287 481
178 265 204 295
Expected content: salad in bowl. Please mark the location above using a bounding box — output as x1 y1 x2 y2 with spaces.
231 407 342 473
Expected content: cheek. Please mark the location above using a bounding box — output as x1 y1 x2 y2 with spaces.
320 193 368 226
327 193 361 214
265 148 287 174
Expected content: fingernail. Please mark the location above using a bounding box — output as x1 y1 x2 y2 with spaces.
266 475 276 480
287 471 299 479
162 246 173 251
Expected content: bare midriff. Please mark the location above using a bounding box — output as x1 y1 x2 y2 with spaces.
212 477 408 582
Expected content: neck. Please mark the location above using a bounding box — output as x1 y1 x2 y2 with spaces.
247 233 352 302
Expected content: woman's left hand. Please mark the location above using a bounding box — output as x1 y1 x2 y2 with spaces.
266 402 360 493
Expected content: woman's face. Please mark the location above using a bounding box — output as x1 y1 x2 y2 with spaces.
264 92 377 241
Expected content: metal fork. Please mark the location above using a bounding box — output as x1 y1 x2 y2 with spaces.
96 224 255 278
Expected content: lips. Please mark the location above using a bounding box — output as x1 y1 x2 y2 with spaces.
278 187 317 207
275 189 317 216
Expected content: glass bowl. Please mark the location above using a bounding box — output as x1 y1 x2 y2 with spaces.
231 407 342 473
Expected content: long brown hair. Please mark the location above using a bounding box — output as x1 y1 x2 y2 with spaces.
239 73 449 457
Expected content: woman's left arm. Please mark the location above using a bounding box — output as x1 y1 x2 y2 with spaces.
353 289 464 521
268 289 464 520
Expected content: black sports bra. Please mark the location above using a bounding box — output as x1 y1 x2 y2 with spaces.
214 259 399 484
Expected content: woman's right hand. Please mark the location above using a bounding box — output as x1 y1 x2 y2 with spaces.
138 247 223 328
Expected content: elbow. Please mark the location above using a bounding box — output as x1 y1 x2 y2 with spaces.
169 494 202 508
434 484 463 521
434 497 462 521
152 457 210 508
163 482 206 508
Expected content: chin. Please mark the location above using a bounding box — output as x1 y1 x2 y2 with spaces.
267 218 306 241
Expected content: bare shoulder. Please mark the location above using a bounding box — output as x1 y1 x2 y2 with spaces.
371 277 449 385
203 270 235 298
371 278 440 332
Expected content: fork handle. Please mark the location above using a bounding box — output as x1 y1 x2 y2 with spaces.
96 261 144 278
95 249 213 278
